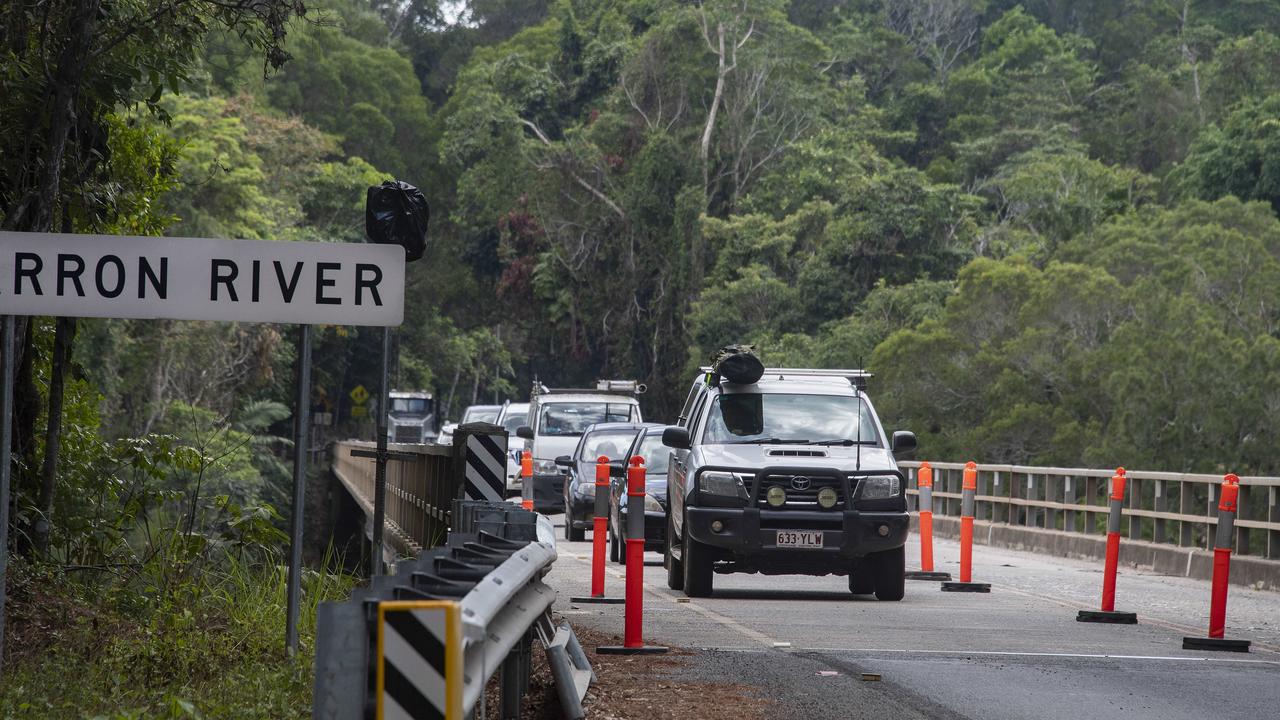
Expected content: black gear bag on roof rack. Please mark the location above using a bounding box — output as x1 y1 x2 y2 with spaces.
709 344 765 385
365 180 430 261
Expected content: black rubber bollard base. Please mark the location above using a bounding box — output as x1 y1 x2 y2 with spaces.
597 645 669 655
1182 636 1251 652
569 595 625 604
941 581 991 593
1077 609 1138 624
906 571 953 581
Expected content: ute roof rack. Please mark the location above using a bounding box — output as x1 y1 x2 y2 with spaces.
532 379 647 396
698 367 872 390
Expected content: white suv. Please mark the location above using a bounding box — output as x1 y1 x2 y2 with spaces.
516 381 644 512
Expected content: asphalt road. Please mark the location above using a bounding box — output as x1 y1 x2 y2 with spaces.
544 514 1280 720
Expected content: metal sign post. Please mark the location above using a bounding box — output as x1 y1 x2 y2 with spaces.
372 326 390 576
285 323 313 655
0 315 14 674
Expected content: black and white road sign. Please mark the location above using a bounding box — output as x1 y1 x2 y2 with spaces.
377 601 461 720
464 432 508 502
0 231 404 326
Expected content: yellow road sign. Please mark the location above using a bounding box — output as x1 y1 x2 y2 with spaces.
350 384 370 405
351 406 367 418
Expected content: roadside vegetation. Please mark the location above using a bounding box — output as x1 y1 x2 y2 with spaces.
4 0 1280 715
1 555 353 719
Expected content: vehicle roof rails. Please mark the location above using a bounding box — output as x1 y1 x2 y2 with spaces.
531 379 646 395
699 367 872 390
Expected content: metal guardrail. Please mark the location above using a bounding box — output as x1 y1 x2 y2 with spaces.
333 440 458 552
313 500 592 720
900 461 1280 560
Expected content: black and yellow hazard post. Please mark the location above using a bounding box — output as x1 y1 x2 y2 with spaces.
376 600 463 720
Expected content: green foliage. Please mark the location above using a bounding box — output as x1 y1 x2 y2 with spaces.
945 7 1096 179
254 3 435 179
875 199 1280 473
1176 93 1280 213
0 555 355 719
159 95 280 239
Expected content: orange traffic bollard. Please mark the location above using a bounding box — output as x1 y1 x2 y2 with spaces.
570 456 623 604
1078 468 1138 623
905 462 951 581
598 457 667 655
1183 474 1251 652
942 461 990 593
520 450 533 511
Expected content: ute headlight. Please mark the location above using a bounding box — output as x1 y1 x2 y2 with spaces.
817 487 838 509
766 485 787 507
644 494 663 513
700 471 749 501
860 476 901 500
534 459 558 475
581 482 595 496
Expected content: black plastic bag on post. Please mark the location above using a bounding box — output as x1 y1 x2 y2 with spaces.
365 180 430 261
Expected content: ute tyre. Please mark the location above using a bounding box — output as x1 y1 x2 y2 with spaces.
568 520 585 542
682 512 713 598
609 527 620 563
848 562 875 595
870 546 906 601
666 511 684 591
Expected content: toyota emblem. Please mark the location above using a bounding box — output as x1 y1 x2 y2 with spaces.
790 476 811 490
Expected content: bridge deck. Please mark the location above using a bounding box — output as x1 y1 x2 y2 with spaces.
548 515 1280 719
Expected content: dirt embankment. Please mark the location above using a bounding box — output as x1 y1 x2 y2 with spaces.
485 621 772 719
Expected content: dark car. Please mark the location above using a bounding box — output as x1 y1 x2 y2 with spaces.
608 425 672 562
558 423 651 541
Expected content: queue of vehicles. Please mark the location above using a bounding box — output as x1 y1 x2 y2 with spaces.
398 348 916 600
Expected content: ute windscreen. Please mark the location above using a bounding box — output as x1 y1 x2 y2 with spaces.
704 394 879 445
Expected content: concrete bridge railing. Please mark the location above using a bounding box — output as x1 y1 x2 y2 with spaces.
899 461 1280 590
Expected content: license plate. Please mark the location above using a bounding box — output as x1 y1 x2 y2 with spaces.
775 530 823 548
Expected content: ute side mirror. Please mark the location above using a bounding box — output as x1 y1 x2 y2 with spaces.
662 426 691 450
516 425 534 440
554 455 573 467
891 431 917 457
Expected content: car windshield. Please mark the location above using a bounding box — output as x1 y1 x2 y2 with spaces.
501 407 528 434
391 398 429 414
539 402 636 437
702 393 879 445
579 430 638 461
462 406 499 424
634 434 671 475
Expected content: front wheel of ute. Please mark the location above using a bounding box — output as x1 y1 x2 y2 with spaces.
666 510 684 590
869 545 905 601
682 512 713 597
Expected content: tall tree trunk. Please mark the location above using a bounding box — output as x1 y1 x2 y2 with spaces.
34 316 76 556
13 320 39 546
5 0 100 557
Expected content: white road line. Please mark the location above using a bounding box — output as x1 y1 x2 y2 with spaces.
795 647 1280 665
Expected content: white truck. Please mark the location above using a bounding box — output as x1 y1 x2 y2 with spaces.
385 390 435 444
